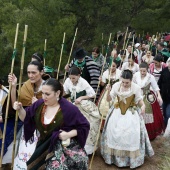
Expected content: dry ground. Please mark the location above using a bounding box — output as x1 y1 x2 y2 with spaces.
89 136 170 170
1 136 170 170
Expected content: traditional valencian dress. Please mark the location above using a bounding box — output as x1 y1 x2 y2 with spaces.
13 79 43 170
63 77 100 155
98 69 121 120
133 72 164 140
70 56 101 100
101 82 154 169
121 62 139 74
24 98 89 170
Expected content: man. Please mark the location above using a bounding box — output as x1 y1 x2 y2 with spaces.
134 43 142 64
141 42 147 57
158 58 170 126
157 42 170 62
65 48 101 101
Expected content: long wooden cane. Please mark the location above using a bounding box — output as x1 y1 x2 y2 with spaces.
125 32 131 49
56 32 66 80
11 25 28 169
129 34 135 70
63 28 78 82
44 39 47 66
89 33 112 170
150 35 155 51
102 33 104 54
93 33 112 103
0 23 19 168
120 31 131 68
122 27 128 50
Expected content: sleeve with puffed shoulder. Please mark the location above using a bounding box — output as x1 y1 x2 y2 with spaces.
133 84 143 104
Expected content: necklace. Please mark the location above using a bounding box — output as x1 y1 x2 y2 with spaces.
41 105 47 127
41 105 60 127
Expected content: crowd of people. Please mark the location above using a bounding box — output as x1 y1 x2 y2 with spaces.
0 33 170 169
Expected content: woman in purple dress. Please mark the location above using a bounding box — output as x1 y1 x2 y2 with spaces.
13 78 90 170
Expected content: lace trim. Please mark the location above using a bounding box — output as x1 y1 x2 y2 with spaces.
144 113 154 124
103 148 140 159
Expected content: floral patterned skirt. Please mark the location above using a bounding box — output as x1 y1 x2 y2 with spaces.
76 100 100 155
27 137 88 170
46 139 88 170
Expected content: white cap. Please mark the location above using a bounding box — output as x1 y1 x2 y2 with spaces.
135 43 140 48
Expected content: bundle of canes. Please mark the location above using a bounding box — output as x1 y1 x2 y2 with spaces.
63 28 78 82
44 39 47 66
56 32 66 80
11 25 28 169
0 23 19 168
89 33 112 170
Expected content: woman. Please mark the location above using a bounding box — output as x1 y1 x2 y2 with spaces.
98 60 122 129
119 44 132 63
107 49 121 68
100 60 121 87
8 61 45 170
133 62 164 140
149 54 167 83
91 47 108 71
142 50 154 65
31 52 54 78
101 70 154 169
13 78 89 169
121 54 139 74
31 52 44 64
63 66 100 155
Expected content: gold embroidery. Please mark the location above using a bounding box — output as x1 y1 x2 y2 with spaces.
114 94 136 115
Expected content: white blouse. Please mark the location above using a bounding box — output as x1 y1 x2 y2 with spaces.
110 81 142 104
133 72 159 95
121 62 139 74
102 69 121 83
63 76 95 97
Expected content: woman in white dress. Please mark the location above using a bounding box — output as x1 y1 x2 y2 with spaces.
99 60 121 87
63 66 100 155
149 54 167 83
142 50 154 65
101 70 154 169
133 62 164 140
98 60 121 122
121 54 139 74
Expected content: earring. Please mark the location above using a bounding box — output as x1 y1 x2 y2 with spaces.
56 97 59 101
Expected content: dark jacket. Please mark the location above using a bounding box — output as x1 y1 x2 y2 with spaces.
158 67 170 103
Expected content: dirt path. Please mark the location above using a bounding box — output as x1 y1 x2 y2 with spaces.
89 137 167 170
